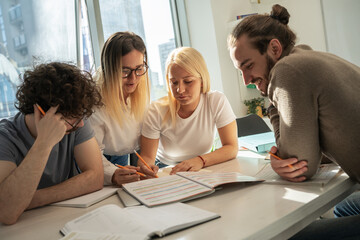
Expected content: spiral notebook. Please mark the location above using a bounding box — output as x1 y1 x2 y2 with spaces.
121 171 263 207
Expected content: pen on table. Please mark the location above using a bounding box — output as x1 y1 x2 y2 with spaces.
267 151 295 170
36 103 46 116
133 150 159 178
115 164 146 177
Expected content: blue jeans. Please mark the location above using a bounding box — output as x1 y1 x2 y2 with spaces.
334 191 360 217
155 159 168 168
104 152 140 167
104 154 128 166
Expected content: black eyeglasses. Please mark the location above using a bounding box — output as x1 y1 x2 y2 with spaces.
64 117 83 133
122 63 148 78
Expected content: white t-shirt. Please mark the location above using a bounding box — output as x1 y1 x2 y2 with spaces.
142 91 235 165
89 104 142 184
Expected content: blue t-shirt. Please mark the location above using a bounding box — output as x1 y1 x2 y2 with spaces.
0 113 94 189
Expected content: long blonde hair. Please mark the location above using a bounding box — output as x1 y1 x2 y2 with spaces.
163 47 210 126
97 31 150 125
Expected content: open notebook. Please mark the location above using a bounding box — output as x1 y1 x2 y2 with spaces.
60 203 220 240
121 171 263 207
254 163 341 186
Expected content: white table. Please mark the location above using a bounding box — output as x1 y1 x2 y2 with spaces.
0 151 357 240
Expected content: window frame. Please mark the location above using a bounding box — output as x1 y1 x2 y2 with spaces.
170 0 190 47
0 0 191 119
80 0 189 70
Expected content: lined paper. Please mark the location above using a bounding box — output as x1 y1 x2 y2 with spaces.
177 172 262 188
123 175 212 206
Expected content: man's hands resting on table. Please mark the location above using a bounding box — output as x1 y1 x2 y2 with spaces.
269 146 308 182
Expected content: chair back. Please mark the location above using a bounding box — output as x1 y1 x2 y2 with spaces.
236 114 271 137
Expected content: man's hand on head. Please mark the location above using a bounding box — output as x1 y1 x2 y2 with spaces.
33 105 67 148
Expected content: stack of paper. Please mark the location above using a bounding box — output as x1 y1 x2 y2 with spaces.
238 132 276 153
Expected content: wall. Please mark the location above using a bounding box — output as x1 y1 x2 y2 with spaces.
184 0 327 117
184 0 224 93
322 0 360 66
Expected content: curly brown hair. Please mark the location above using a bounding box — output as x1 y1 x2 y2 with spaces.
16 62 103 118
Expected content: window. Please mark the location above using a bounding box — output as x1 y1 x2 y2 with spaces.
0 0 183 118
8 4 22 22
13 33 26 48
0 0 76 119
79 0 95 73
0 12 6 44
97 0 177 100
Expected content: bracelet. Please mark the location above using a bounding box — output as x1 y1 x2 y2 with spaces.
198 155 206 167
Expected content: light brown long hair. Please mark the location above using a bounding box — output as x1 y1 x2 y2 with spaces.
96 31 150 125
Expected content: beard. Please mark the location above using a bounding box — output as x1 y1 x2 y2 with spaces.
260 54 276 97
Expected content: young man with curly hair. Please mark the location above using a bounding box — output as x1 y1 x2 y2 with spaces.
0 62 104 225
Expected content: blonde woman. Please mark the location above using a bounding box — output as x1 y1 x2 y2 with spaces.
89 32 150 186
140 47 238 176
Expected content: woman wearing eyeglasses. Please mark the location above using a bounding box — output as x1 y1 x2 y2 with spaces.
140 47 238 176
89 32 150 186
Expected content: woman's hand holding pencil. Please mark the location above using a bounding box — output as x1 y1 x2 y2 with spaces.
134 150 159 178
112 165 142 186
268 146 308 182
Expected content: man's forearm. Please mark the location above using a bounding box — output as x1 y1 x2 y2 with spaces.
268 105 280 148
0 141 52 224
28 170 104 209
28 168 103 209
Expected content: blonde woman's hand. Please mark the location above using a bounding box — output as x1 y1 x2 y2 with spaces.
139 164 159 179
170 157 203 175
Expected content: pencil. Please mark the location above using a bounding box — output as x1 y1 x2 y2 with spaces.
267 151 295 170
133 150 158 178
115 164 146 177
36 104 46 116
